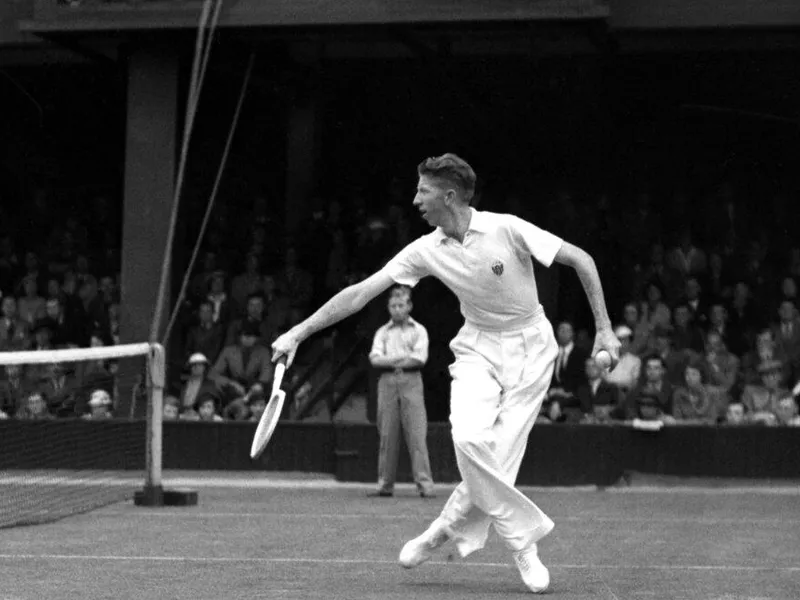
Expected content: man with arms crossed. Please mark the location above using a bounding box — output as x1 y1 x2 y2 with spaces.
272 154 620 594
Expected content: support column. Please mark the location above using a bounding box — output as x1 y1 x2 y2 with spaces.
284 100 319 234
119 43 178 417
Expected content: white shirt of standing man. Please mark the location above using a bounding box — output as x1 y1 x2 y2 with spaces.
370 291 429 373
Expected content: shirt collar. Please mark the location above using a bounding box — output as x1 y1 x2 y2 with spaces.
434 208 489 246
387 316 417 329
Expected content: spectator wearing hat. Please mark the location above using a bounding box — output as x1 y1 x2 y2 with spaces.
83 389 113 420
741 359 788 424
211 320 274 401
703 330 740 394
604 325 642 396
179 353 220 413
184 300 225 365
620 354 674 421
575 356 618 423
672 358 728 425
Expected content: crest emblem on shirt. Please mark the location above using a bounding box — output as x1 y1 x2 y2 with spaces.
491 260 504 276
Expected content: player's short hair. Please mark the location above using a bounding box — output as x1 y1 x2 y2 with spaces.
390 285 412 303
417 153 476 203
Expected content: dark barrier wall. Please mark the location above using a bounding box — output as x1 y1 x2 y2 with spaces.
0 421 798 485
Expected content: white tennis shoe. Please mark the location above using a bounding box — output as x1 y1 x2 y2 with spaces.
398 523 449 569
513 543 550 594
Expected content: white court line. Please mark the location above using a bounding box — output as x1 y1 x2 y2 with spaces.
0 554 798 573
97 511 800 526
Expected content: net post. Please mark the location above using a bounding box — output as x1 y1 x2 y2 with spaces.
137 343 164 506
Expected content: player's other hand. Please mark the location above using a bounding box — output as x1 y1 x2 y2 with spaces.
272 330 300 368
592 327 621 368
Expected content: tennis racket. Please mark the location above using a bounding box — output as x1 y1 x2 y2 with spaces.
250 355 288 459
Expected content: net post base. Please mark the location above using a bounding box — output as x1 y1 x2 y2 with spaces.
134 487 199 507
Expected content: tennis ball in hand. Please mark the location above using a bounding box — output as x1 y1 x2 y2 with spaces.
595 350 612 370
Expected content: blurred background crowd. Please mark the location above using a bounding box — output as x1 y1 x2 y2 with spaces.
1 172 799 427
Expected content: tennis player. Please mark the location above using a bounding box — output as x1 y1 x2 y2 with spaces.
272 154 620 593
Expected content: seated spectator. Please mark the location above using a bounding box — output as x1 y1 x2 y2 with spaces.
44 297 82 348
667 228 707 279
225 293 273 347
185 300 225 365
31 318 57 351
741 360 788 424
0 296 30 351
210 321 273 402
17 275 45 325
773 298 800 374
275 247 313 325
190 251 219 301
79 276 110 340
545 321 589 419
0 408 7 420
39 362 79 416
775 395 800 426
672 359 728 424
619 354 674 421
262 275 291 340
671 303 704 354
0 364 31 415
741 328 792 388
651 325 691 387
576 357 618 423
46 277 61 301
621 303 649 356
681 277 709 330
779 275 798 304
724 401 746 426
706 300 732 350
195 393 223 422
163 396 180 421
703 251 733 301
206 270 233 327
704 330 739 394
16 391 54 420
727 281 758 355
20 252 48 297
178 353 219 413
83 389 113 420
230 253 264 314
604 325 642 396
640 281 671 332
247 388 267 422
634 242 682 305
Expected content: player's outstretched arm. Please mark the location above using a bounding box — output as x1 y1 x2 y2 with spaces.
553 241 621 363
272 270 396 366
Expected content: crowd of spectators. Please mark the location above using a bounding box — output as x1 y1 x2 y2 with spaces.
0 194 122 420
2 178 800 429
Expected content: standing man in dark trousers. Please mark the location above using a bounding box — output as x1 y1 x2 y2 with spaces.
368 285 435 498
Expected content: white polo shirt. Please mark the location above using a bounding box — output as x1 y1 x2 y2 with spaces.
382 208 563 331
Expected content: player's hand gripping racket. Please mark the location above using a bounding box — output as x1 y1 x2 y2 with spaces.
250 356 287 459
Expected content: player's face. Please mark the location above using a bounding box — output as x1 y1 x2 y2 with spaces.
413 176 447 227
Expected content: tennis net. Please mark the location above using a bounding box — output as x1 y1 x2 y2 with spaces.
0 343 164 528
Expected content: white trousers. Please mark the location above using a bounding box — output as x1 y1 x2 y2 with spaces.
434 310 559 556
